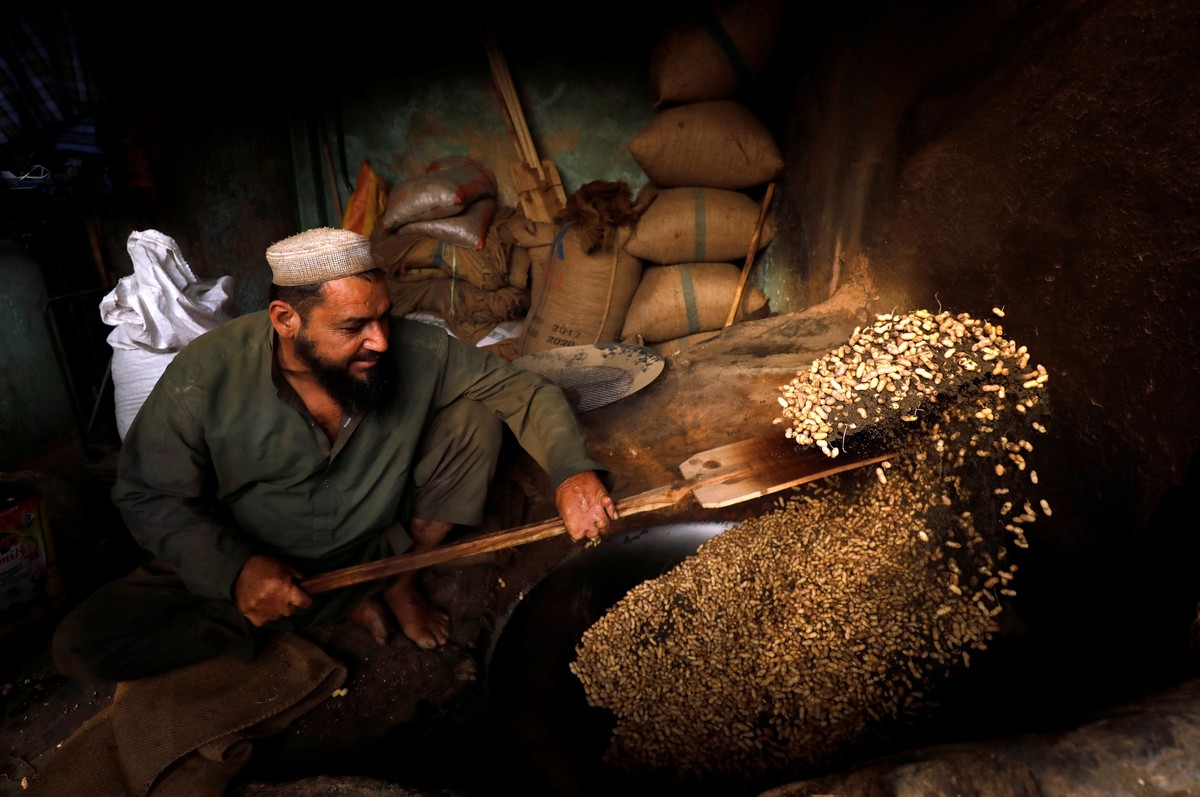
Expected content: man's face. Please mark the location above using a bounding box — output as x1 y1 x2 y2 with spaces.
292 276 396 411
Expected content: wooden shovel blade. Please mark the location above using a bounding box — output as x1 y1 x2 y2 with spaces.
298 431 898 595
680 430 898 508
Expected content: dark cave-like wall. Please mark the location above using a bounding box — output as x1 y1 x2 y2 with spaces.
775 0 1200 702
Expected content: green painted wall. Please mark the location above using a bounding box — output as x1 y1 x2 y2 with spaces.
293 53 659 231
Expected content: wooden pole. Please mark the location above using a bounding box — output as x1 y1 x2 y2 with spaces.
724 182 777 328
483 31 539 170
481 29 566 222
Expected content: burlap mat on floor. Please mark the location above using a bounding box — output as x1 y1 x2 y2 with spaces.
30 632 346 796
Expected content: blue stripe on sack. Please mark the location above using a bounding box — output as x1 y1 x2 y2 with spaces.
680 264 701 333
692 187 707 261
696 6 752 93
552 223 571 260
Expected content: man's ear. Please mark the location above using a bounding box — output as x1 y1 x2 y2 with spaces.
269 300 301 339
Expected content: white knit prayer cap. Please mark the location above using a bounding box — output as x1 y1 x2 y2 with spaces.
265 227 375 286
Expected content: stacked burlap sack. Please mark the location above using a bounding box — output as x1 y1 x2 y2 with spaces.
513 1 786 359
369 156 536 348
516 180 653 356
620 0 786 354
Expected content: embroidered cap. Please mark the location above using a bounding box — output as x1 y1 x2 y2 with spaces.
265 227 375 286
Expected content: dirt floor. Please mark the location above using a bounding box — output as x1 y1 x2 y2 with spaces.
6 301 1200 796
9 478 1200 797
0 503 543 795
0 429 780 797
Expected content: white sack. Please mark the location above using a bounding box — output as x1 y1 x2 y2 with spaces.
101 230 236 438
111 348 175 439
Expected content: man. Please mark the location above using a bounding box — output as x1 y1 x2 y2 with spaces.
53 227 617 682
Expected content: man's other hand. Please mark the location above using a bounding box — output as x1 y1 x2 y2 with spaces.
555 470 618 542
235 554 313 626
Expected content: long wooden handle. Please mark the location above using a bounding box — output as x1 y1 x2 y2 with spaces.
724 182 777 328
299 476 715 595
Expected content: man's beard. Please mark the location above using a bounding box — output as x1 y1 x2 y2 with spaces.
293 331 396 413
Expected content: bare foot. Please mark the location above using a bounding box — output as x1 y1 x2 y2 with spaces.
382 578 450 650
346 596 391 646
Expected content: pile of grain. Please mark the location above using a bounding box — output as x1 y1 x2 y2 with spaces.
570 308 1051 782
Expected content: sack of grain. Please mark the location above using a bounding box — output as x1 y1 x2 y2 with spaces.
630 100 783 190
619 262 768 343
518 181 650 355
518 223 642 354
649 0 785 105
494 210 556 292
380 155 497 230
494 214 557 249
507 245 532 291
389 279 529 346
626 187 776 264
371 227 508 292
393 197 497 251
525 244 551 299
340 159 390 237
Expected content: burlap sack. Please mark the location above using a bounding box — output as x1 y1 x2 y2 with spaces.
340 159 389 237
508 246 532 291
29 633 345 797
629 100 784 190
389 279 530 346
370 228 508 292
525 244 552 302
380 156 496 229
392 267 449 282
494 211 555 292
649 0 786 105
625 187 776 264
518 223 642 355
494 214 557 249
619 262 769 343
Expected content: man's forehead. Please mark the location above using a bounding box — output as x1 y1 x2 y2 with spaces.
312 277 391 319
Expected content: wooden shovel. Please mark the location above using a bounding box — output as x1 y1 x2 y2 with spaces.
298 431 897 595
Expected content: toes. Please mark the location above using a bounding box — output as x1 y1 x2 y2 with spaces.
414 615 450 649
431 613 451 647
395 605 452 649
347 598 392 646
382 583 453 649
